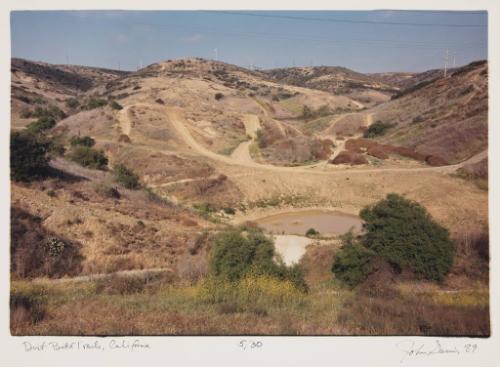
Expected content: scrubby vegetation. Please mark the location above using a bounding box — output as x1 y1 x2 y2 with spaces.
110 100 123 110
360 193 454 281
26 116 57 133
332 194 454 287
332 233 376 288
363 120 395 138
20 105 66 121
83 97 108 110
210 226 307 292
114 163 140 189
300 104 331 120
70 135 95 147
305 228 319 237
10 132 50 181
69 146 108 169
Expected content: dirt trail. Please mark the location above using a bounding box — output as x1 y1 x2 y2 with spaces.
117 105 133 136
165 106 485 175
230 114 261 164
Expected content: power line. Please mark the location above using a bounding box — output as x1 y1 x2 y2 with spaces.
135 22 487 51
202 10 487 28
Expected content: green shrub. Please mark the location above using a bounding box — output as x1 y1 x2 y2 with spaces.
360 193 454 281
363 120 395 138
209 227 308 291
84 97 108 110
332 240 376 288
223 207 236 215
69 146 108 170
26 116 56 133
305 228 319 237
10 132 50 181
70 135 95 147
114 163 140 189
110 101 123 110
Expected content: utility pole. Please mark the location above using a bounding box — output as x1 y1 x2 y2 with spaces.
453 52 456 68
214 48 218 61
444 49 449 78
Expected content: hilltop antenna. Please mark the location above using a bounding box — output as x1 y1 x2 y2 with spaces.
444 49 449 77
214 48 218 61
65 54 69 65
453 52 456 68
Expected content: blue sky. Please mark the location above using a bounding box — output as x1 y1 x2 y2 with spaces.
11 10 487 73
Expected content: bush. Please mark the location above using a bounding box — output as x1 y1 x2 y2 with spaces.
332 234 376 288
65 98 79 109
26 116 56 133
69 146 108 170
10 132 50 181
70 135 95 147
209 226 308 291
114 163 140 189
363 121 395 138
84 97 108 110
256 129 267 148
110 100 123 110
360 193 454 281
214 93 224 100
223 207 236 215
305 228 319 237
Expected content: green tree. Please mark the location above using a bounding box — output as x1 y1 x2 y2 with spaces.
360 193 454 281
10 132 50 181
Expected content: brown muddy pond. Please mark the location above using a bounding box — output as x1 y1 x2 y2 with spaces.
255 209 363 236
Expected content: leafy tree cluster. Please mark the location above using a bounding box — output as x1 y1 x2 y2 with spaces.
210 226 308 292
332 194 454 286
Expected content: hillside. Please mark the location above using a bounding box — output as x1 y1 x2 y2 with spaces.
264 65 398 106
11 58 128 129
369 60 487 164
9 57 489 336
